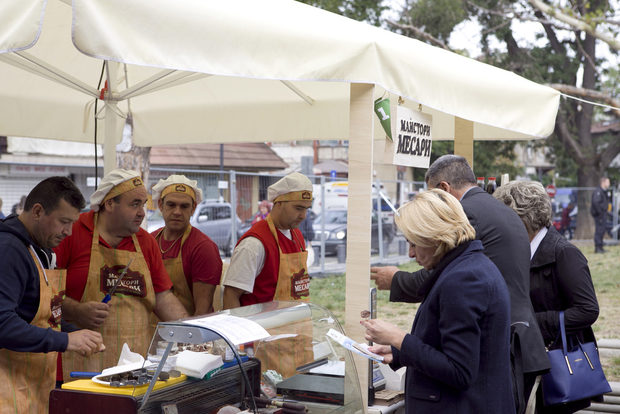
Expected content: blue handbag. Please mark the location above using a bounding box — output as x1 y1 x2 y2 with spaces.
541 311 611 406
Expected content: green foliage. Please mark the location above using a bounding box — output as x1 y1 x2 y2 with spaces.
406 0 467 41
296 0 387 26
412 140 522 182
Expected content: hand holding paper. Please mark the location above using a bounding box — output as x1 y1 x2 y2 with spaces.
360 318 406 351
326 329 384 363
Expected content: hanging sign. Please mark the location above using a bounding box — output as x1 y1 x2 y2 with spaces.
393 106 432 168
374 97 392 141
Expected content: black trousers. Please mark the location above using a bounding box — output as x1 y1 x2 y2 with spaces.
594 216 606 250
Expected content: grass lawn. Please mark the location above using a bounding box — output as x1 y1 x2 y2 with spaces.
310 241 620 380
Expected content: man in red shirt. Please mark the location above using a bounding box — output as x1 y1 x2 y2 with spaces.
55 169 188 378
151 175 222 315
223 172 313 309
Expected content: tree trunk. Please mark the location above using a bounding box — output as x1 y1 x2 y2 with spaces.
117 146 152 189
574 168 598 240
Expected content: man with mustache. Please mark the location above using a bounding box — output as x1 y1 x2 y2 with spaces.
151 174 222 315
0 177 104 413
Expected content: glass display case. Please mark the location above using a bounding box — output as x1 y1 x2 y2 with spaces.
50 301 364 414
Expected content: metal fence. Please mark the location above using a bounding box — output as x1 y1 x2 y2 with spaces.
148 169 620 271
544 187 620 242
148 167 427 272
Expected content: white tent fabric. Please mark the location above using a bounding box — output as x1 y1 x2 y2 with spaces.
0 0 561 398
0 0 559 148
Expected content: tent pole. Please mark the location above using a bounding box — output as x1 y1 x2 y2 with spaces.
103 61 121 174
345 83 374 411
454 117 474 170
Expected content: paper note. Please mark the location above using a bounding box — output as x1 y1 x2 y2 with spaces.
326 328 384 362
185 314 270 345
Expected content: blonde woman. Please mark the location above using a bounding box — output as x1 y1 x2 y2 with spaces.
361 189 514 414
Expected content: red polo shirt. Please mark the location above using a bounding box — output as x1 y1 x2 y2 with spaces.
151 226 222 288
55 211 173 301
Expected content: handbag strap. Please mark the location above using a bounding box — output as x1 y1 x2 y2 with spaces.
559 311 568 355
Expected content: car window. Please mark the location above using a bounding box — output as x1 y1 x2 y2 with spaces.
315 210 347 224
214 207 231 220
198 206 212 219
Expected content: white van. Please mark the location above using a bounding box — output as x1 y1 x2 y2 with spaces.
312 181 396 214
312 181 349 210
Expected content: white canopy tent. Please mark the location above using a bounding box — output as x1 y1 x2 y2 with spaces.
1 0 560 401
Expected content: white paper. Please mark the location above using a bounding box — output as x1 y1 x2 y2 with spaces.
326 328 384 363
184 314 270 345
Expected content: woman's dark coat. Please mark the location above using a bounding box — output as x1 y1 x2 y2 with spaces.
530 226 600 414
390 240 514 414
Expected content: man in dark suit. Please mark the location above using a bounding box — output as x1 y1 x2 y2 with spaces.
590 176 610 253
371 155 549 414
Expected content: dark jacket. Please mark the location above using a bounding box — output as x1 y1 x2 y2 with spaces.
391 240 514 414
531 226 600 414
0 215 68 352
299 211 314 242
531 226 599 345
590 187 609 218
391 186 549 374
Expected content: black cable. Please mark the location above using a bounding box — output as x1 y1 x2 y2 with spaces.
93 62 105 190
219 336 258 414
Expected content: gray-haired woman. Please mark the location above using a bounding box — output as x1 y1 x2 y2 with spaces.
494 181 600 414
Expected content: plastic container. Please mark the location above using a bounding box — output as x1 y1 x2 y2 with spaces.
486 177 497 194
476 177 485 189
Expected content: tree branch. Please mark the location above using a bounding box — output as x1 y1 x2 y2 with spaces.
385 19 452 51
527 0 620 50
601 137 620 168
554 110 586 164
548 84 620 117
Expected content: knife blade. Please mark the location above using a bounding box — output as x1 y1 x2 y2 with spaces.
102 258 134 303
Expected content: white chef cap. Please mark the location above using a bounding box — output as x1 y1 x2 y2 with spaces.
152 174 203 205
267 172 313 203
89 169 144 212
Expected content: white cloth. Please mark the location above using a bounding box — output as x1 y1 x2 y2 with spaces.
530 226 548 260
89 168 141 211
267 172 313 202
152 174 203 204
223 229 293 293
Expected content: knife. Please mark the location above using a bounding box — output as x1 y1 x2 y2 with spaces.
102 258 134 303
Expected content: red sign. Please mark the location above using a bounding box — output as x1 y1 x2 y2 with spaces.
546 184 557 198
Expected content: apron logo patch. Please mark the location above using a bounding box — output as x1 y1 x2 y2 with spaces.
291 268 310 299
48 291 64 328
100 264 147 298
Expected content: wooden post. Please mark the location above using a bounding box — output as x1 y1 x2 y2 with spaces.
454 117 474 170
345 83 374 410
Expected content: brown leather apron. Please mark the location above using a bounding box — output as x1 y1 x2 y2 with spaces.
62 214 155 379
0 247 65 414
154 225 194 315
255 217 313 378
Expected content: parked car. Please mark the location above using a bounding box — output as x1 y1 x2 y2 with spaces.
147 200 243 256
311 208 395 255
